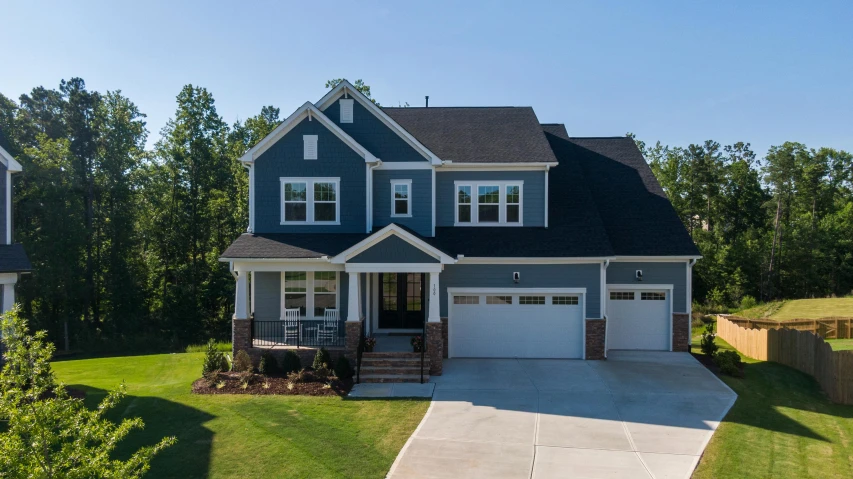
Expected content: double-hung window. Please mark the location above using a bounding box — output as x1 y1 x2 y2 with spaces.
391 179 412 217
283 271 338 318
455 181 523 225
280 178 340 224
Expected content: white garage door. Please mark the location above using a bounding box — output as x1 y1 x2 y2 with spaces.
607 289 671 351
449 292 584 359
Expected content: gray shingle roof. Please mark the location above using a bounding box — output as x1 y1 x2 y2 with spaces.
0 244 31 272
383 107 558 164
221 233 369 259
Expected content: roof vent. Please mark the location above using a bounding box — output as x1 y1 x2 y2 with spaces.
425 96 429 107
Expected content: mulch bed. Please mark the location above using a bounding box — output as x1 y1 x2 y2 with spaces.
692 352 745 377
191 371 353 397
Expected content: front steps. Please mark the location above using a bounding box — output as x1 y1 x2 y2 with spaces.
358 352 430 383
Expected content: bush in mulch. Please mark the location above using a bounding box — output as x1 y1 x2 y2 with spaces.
692 350 746 378
191 369 353 397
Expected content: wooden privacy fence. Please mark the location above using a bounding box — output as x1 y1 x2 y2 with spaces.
725 316 853 339
717 315 853 405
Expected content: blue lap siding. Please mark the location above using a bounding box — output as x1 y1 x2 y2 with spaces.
372 169 433 236
606 262 688 312
435 170 547 227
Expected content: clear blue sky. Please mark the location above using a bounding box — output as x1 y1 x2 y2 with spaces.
2 0 851 158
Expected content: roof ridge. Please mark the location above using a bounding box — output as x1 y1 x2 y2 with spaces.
569 136 631 140
382 106 532 109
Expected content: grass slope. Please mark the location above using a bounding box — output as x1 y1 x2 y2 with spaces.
737 298 853 320
691 340 853 479
52 353 428 479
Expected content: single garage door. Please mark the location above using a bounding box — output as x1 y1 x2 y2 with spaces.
607 289 671 351
449 292 584 358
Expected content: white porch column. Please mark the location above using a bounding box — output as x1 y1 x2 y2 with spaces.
428 271 440 323
233 272 249 320
347 272 361 322
0 273 17 314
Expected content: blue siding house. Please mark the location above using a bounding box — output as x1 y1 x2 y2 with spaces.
221 81 700 379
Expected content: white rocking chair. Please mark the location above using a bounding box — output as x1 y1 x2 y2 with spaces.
318 309 339 344
282 308 301 344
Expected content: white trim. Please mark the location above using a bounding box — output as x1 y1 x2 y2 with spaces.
5 171 11 244
612 256 702 262
330 223 455 264
687 259 697 317
302 134 318 160
316 80 441 164
606 283 674 352
607 283 674 291
279 177 340 225
0 272 18 284
239 102 378 163
431 168 436 237
454 181 524 226
375 162 433 170
345 263 443 273
0 145 22 172
437 162 557 172
455 257 609 264
544 166 549 228
339 98 354 123
247 164 255 233
390 179 412 218
231 261 343 273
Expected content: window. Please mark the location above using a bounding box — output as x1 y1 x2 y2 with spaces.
455 181 523 225
284 271 338 318
280 178 339 224
453 295 479 305
339 99 354 123
641 292 666 301
610 292 635 301
552 296 579 305
457 185 472 223
303 135 318 160
406 273 422 311
519 296 545 305
486 295 512 305
391 180 412 217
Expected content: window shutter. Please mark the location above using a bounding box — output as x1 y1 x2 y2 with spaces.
339 99 354 123
303 135 318 160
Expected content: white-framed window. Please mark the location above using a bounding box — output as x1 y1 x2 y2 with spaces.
610 291 635 301
280 178 340 225
283 271 338 318
455 181 523 226
552 296 579 305
303 135 318 160
453 295 479 305
641 292 666 301
391 179 412 217
486 295 512 305
339 99 354 123
519 295 545 305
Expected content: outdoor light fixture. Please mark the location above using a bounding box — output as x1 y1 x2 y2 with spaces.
513 272 520 283
636 270 643 281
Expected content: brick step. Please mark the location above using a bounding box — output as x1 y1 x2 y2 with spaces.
360 366 429 375
359 374 430 384
360 358 430 368
362 352 425 359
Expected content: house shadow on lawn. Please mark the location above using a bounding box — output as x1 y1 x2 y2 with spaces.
71 385 216 479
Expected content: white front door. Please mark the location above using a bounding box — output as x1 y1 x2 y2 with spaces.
607 289 671 351
449 291 585 359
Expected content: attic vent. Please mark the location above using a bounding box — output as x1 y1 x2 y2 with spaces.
303 135 318 160
339 99 354 123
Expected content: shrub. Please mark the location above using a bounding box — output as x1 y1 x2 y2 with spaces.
313 347 333 370
258 351 279 375
233 350 253 372
202 339 229 376
713 350 743 376
202 369 221 388
700 322 719 357
739 295 758 310
334 356 354 380
287 369 311 384
238 370 254 389
281 350 302 375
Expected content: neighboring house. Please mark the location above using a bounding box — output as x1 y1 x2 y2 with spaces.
220 81 700 375
0 145 32 314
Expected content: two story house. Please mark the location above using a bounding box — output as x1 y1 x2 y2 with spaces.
0 145 32 315
220 81 699 377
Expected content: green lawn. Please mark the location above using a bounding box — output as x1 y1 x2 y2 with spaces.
690 339 853 478
52 353 429 479
737 298 853 320
827 339 853 351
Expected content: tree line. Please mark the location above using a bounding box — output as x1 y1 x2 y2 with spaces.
632 136 853 309
1 77 850 351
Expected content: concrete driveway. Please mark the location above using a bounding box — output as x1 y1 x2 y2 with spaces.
387 351 736 479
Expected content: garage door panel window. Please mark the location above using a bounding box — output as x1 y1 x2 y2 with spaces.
641 292 666 301
610 291 635 300
552 296 579 305
519 296 545 305
454 295 479 305
486 295 512 305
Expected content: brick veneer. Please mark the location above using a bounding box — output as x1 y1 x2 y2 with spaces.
232 319 251 357
426 322 443 376
440 317 448 359
345 319 364 362
585 319 606 360
672 313 690 352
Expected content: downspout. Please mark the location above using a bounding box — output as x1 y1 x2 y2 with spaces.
603 259 610 359
367 160 383 233
544 165 550 228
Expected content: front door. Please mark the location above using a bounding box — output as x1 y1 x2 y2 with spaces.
379 273 426 329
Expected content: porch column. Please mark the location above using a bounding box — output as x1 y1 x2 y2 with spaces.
1 273 17 313
345 271 363 362
428 272 440 323
233 272 249 320
426 271 443 376
232 270 251 356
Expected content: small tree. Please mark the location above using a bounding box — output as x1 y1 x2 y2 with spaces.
202 339 228 375
700 322 719 357
334 356 354 380
0 305 176 477
313 347 332 371
233 350 253 372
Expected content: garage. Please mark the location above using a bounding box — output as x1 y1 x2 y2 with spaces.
606 285 672 351
448 289 585 359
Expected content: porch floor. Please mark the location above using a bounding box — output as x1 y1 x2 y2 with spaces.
373 334 417 353
251 341 345 351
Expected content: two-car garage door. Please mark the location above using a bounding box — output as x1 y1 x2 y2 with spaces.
449 290 585 359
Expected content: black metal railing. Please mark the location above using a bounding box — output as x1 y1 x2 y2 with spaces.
251 320 346 348
356 319 366 384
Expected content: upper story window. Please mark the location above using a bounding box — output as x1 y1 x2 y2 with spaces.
280 178 340 225
339 99 354 123
391 179 412 217
303 135 318 160
455 181 523 226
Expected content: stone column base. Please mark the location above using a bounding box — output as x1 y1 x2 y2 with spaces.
232 319 251 357
585 318 606 360
345 320 364 362
441 317 448 359
427 322 443 375
672 313 690 352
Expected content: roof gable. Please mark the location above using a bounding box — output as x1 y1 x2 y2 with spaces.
348 235 439 263
331 224 454 264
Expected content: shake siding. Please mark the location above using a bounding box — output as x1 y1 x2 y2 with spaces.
253 118 366 233
606 262 688 312
435 170 546 227
349 236 438 263
372 169 432 236
323 98 427 162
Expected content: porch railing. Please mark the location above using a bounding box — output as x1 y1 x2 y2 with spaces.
251 319 346 348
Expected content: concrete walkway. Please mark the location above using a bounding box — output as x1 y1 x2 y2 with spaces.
386 352 736 479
